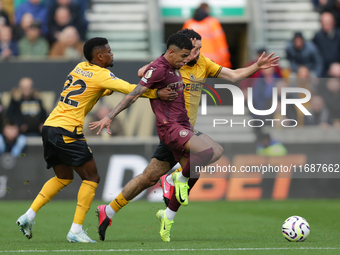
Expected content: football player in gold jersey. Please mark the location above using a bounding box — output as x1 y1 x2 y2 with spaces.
95 29 279 242
16 37 176 243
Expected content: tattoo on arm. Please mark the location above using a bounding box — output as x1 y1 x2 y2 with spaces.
107 84 148 120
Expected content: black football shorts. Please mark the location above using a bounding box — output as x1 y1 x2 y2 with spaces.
42 126 93 169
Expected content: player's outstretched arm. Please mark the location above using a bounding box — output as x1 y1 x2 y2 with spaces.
217 52 280 83
89 83 148 135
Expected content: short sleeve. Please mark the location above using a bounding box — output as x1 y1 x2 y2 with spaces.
139 66 166 89
204 55 223 78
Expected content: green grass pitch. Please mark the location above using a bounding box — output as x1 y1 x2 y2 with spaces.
1 199 340 254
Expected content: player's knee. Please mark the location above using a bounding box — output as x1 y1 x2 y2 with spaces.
86 173 100 183
211 144 224 163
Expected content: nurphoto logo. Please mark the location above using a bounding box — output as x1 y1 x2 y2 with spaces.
200 84 311 128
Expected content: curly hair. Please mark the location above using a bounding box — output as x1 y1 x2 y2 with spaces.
177 28 202 40
166 33 193 51
83 37 108 61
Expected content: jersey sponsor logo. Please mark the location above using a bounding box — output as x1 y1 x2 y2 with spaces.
145 69 154 79
179 129 189 137
168 80 184 92
185 83 203 91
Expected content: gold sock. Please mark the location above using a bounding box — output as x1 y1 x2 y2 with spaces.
31 177 72 213
110 192 129 213
172 167 183 175
73 180 98 225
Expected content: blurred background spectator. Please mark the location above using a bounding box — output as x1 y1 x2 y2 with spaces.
0 25 18 59
304 94 331 127
6 77 47 136
256 133 287 156
319 77 340 127
239 47 283 92
313 12 340 77
49 25 83 59
289 66 315 125
47 6 72 44
290 65 318 93
273 79 298 128
85 103 124 137
47 0 87 41
286 32 322 78
12 12 33 41
0 93 4 132
0 0 11 27
15 0 48 36
251 66 280 120
312 0 328 11
327 62 340 77
0 120 26 157
318 0 340 28
18 20 49 58
182 2 231 68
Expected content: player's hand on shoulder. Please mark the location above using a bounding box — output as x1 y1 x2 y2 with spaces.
89 116 113 135
158 87 178 101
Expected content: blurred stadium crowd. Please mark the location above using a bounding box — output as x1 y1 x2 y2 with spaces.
0 0 340 157
236 0 340 130
0 0 88 59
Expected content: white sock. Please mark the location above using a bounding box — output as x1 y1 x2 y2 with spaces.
26 208 36 221
166 174 174 185
105 204 116 219
178 172 189 183
165 208 176 221
70 223 82 234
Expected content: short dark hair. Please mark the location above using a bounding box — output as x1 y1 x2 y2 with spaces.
83 37 108 61
166 33 193 51
177 28 202 40
29 20 41 29
293 32 304 40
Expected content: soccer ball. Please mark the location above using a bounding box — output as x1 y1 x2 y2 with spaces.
282 216 310 242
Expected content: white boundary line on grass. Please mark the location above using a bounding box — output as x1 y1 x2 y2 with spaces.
1 247 340 253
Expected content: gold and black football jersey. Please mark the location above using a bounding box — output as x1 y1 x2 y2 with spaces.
180 53 222 126
44 62 157 133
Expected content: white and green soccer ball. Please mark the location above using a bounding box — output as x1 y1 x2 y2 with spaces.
282 216 310 242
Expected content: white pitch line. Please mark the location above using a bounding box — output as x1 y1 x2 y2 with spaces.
1 247 340 253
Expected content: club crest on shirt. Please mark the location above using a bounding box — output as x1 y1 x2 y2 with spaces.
190 74 196 81
145 69 154 79
179 130 189 137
